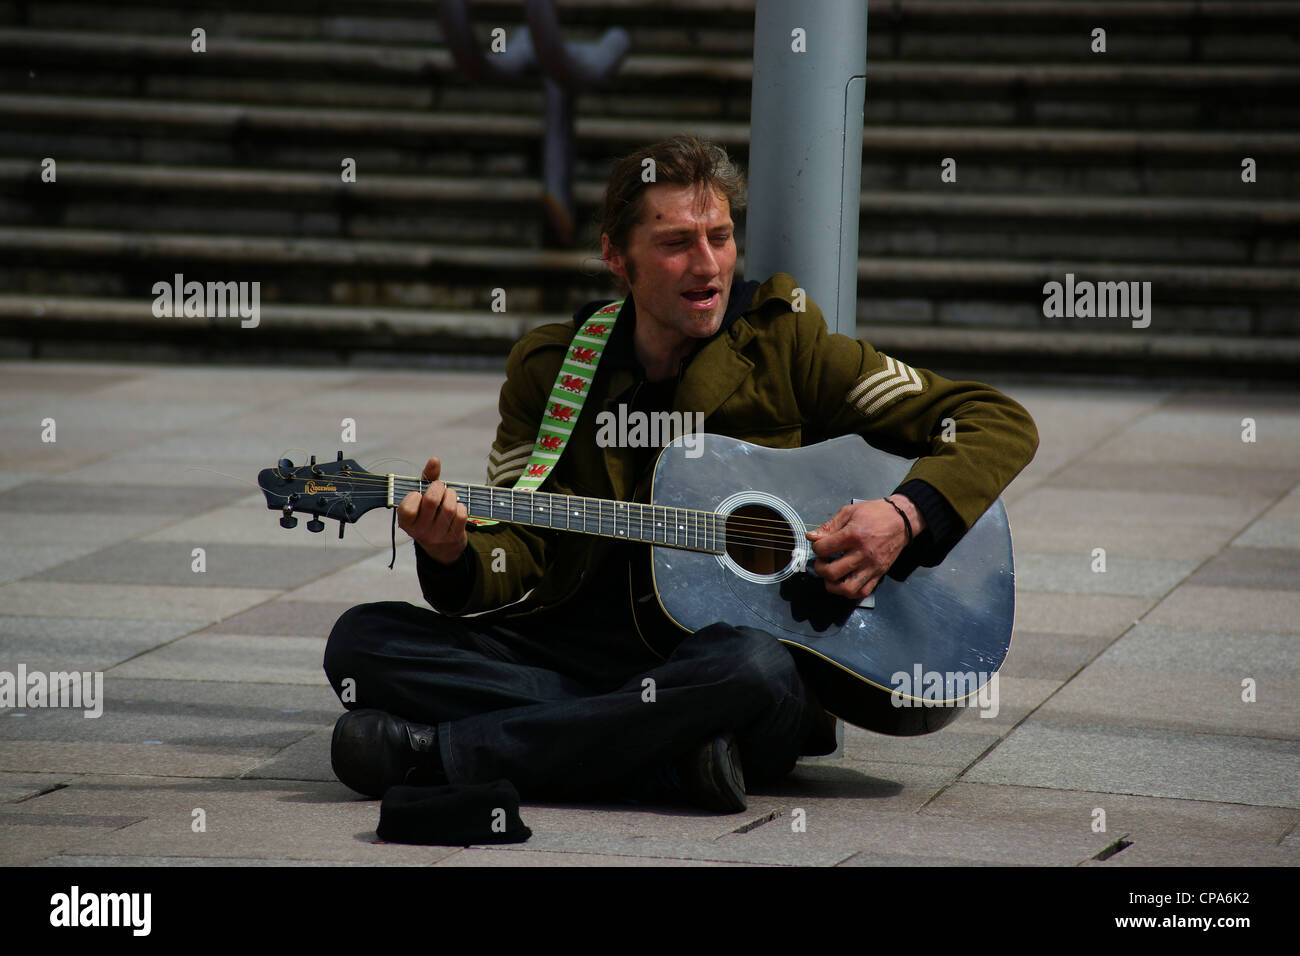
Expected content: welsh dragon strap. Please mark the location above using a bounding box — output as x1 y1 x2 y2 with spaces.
468 299 624 524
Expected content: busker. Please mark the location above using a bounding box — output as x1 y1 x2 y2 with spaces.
324 135 1038 813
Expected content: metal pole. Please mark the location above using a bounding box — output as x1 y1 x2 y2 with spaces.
746 0 867 335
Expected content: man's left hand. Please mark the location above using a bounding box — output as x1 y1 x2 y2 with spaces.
806 496 925 600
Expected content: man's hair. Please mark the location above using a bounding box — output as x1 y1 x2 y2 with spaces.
599 135 747 255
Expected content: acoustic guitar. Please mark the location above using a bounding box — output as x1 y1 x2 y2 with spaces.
259 434 1014 735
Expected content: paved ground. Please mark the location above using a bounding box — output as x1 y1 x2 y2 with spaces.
0 358 1296 867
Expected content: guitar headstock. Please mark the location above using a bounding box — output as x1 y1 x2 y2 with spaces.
258 452 389 537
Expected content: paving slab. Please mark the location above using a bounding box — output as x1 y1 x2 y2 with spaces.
0 513 174 549
1008 518 1238 561
21 778 463 864
922 781 1296 846
0 365 137 401
0 481 250 515
0 684 322 748
1083 836 1298 866
0 741 275 779
753 760 957 814
96 677 340 718
1128 404 1300 440
0 542 103 586
1143 585 1300 633
0 771 72 804
1035 667 1298 738
927 675 1063 734
0 470 43 492
102 432 324 467
0 398 248 434
0 426 156 472
999 388 1169 499
1041 461 1299 498
1000 630 1115 681
1014 552 1199 597
1084 432 1300 471
1012 591 1153 637
36 854 413 866
50 457 250 487
843 723 1001 768
1234 518 1300 550
282 549 426 604
1097 623 1300 678
1185 546 1300 590
966 722 1300 808
1007 487 1270 531
0 615 199 672
110 633 329 685
241 727 334 782
194 600 354 638
0 823 139 866
504 799 791 843
141 498 386 549
81 367 360 405
434 847 754 865
727 810 1115 867
1264 486 1300 520
0 582 281 622
31 542 367 590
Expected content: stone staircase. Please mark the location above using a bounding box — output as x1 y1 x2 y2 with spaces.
0 0 1296 373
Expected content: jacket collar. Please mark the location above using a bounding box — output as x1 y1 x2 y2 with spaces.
573 276 761 374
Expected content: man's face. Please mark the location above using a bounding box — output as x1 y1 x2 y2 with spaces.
601 183 737 348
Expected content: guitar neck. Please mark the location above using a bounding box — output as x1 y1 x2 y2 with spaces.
384 474 725 555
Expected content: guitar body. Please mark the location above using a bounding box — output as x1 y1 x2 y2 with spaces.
630 434 1015 736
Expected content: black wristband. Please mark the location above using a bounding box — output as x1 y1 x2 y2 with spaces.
882 496 913 545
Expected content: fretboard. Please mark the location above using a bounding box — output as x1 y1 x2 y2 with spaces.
385 475 725 555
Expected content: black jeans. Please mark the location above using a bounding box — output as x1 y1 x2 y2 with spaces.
323 601 817 801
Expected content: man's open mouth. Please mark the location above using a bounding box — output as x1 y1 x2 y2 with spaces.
682 287 718 305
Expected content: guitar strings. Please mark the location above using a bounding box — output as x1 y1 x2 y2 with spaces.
284 471 822 546
271 469 858 549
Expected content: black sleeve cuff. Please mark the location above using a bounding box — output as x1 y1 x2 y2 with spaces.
888 478 964 573
415 539 478 612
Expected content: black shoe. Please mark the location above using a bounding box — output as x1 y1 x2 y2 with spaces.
631 732 747 814
330 709 444 798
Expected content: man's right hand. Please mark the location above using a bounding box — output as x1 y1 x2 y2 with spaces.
397 457 468 565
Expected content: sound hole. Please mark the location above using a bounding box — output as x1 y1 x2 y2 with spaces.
725 504 795 575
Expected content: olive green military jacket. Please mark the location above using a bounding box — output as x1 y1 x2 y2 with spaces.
420 274 1038 619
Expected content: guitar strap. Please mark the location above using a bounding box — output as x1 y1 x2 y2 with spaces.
468 298 625 525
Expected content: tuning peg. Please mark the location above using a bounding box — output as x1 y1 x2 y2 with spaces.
307 514 325 533
310 455 322 476
278 458 295 480
337 450 344 461
337 522 345 540
279 506 298 530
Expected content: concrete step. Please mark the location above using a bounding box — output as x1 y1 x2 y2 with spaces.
3 293 1296 381
4 161 1294 265
4 22 1296 135
4 94 1296 198
14 1 1300 63
1 227 1294 335
10 28 1299 90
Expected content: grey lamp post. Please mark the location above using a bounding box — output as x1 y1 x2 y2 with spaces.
746 0 868 336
